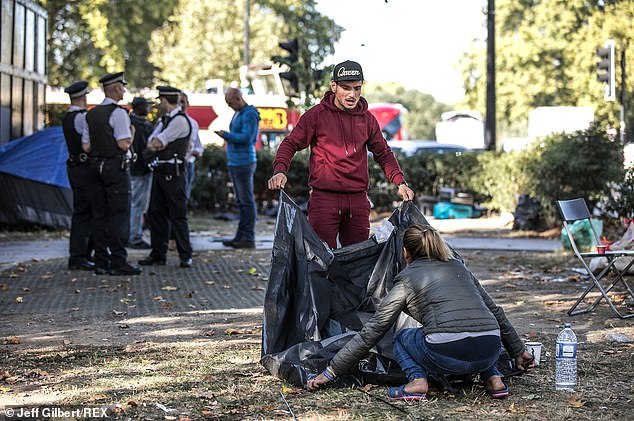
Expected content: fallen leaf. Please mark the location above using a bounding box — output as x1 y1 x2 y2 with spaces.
0 283 9 291
127 401 138 407
75 289 81 294
112 310 127 316
222 284 231 289
15 297 23 303
452 406 471 413
0 386 13 392
153 295 165 301
251 286 265 291
248 267 257 275
203 330 216 336
63 340 71 345
281 385 301 395
71 307 80 311
161 286 178 291
514 300 525 305
5 336 20 345
27 369 47 378
225 328 245 335
204 281 216 285
359 384 373 393
9 273 19 278
506 402 526 413
41 273 53 280
568 394 586 408
21 287 30 292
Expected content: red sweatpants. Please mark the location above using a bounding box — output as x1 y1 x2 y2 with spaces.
307 189 371 249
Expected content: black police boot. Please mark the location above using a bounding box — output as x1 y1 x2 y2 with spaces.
109 262 142 276
68 258 95 271
138 255 167 266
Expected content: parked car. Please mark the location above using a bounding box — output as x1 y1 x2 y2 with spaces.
386 140 467 156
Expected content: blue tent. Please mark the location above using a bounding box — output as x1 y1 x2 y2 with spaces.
0 127 72 229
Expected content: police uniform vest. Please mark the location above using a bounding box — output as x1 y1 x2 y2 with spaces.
86 104 124 158
157 111 191 161
62 110 86 156
130 114 154 175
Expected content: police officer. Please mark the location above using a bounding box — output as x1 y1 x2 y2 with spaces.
63 81 94 271
82 72 142 276
139 86 193 268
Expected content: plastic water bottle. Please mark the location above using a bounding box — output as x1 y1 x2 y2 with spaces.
555 323 578 391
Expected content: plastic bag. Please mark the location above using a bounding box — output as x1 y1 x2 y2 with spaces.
560 218 603 252
373 218 395 243
608 221 634 250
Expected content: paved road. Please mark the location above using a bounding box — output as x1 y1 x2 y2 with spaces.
0 232 560 270
0 215 562 320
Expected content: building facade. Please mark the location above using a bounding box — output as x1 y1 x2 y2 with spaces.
0 0 47 144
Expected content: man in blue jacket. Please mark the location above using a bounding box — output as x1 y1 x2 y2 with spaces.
216 88 261 249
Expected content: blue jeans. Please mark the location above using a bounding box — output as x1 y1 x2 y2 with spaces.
393 328 502 382
229 163 257 241
185 161 195 200
129 173 152 244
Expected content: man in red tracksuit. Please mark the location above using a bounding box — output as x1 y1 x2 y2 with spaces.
267 60 415 249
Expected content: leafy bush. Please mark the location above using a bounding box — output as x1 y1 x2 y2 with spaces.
191 125 625 230
191 145 310 211
522 126 623 226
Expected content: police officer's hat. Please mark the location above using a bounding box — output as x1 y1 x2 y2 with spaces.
131 96 150 107
156 85 181 98
64 81 89 99
99 72 127 87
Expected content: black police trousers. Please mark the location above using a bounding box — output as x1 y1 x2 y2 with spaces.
148 168 192 261
89 158 131 269
67 163 93 262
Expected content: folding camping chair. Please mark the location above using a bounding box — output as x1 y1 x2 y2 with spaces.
557 198 634 319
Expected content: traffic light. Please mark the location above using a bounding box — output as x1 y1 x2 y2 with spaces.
278 38 298 65
274 38 299 96
312 68 326 92
596 40 615 101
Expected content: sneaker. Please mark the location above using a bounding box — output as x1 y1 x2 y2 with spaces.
180 258 193 268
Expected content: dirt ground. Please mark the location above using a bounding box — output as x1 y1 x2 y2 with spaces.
1 221 634 419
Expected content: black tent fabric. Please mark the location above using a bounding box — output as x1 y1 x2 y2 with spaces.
261 191 518 388
261 191 428 387
0 127 72 229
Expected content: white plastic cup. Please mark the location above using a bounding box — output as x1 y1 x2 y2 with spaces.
526 341 542 365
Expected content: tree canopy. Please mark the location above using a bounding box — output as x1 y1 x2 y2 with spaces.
459 0 634 140
44 0 178 87
44 0 342 94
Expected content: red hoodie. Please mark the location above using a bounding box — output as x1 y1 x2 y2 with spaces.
272 91 406 193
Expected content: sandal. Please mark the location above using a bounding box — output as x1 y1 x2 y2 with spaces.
485 383 510 399
386 385 426 401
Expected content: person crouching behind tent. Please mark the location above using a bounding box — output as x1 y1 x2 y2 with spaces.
306 224 536 400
